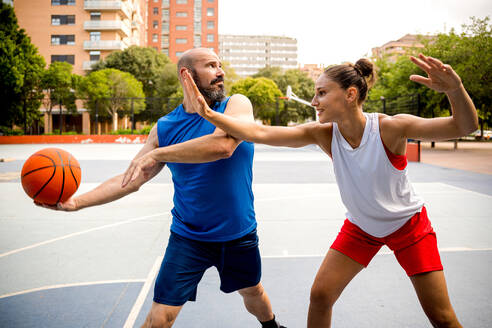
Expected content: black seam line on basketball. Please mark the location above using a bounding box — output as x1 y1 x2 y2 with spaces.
55 150 65 204
32 154 56 164
22 165 54 178
33 163 56 200
68 155 78 189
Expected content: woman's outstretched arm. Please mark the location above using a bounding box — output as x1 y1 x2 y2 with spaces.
183 70 318 148
384 54 478 142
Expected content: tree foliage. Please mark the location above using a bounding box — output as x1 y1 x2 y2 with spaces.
231 77 283 123
253 67 315 124
369 16 492 132
78 68 145 130
41 61 78 132
92 46 179 98
0 3 45 132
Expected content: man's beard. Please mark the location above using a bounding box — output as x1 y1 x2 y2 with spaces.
190 69 226 104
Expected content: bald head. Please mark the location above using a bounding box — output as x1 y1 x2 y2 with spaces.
177 48 218 76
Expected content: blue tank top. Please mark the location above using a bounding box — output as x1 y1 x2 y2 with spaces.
157 97 257 242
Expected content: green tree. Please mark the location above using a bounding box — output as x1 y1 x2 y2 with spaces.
231 77 282 124
41 61 78 133
78 68 145 131
369 16 492 135
222 60 239 94
254 67 315 123
0 3 45 134
426 16 492 135
92 46 179 98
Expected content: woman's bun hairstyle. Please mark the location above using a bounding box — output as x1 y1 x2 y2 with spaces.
323 58 377 104
354 58 376 89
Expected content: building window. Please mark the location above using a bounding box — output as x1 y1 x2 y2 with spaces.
194 35 201 47
90 12 101 21
176 0 188 3
90 31 101 41
176 38 187 44
51 0 75 5
162 9 169 19
51 35 75 45
51 55 75 65
207 21 214 29
89 51 100 61
153 7 159 15
51 15 75 25
153 34 158 42
176 25 187 31
207 0 214 2
176 11 187 17
153 20 159 29
161 49 169 56
207 34 214 42
206 8 214 16
176 51 184 57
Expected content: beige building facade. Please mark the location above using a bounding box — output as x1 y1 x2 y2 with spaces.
219 34 298 77
14 0 146 75
371 34 435 62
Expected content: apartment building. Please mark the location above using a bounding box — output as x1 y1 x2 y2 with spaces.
219 35 298 77
14 0 146 75
147 0 218 63
371 34 435 62
300 64 325 82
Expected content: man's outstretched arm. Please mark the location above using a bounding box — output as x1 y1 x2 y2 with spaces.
121 94 253 187
39 129 164 211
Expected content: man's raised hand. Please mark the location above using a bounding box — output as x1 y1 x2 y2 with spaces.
183 70 213 118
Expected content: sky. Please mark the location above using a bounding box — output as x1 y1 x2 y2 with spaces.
218 0 492 66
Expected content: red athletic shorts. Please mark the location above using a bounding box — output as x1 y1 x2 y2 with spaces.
330 207 443 276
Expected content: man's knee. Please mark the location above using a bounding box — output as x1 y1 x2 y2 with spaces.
142 303 181 328
238 283 264 298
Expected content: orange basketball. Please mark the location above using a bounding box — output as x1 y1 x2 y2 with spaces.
21 148 81 206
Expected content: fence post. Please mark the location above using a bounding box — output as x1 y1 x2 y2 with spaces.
95 99 99 135
59 98 63 135
380 96 386 114
275 98 279 126
131 98 135 134
23 98 27 135
416 93 422 161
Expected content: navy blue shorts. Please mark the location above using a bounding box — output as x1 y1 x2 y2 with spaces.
153 229 262 306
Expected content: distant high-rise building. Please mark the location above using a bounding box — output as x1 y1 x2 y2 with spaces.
13 0 147 75
372 34 435 62
147 0 218 63
219 34 298 77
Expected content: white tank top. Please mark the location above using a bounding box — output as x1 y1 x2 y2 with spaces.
331 112 424 237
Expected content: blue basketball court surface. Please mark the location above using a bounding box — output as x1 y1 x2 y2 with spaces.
0 143 491 327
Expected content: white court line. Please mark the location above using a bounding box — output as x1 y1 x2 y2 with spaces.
262 247 492 259
124 256 163 328
0 279 146 299
0 212 170 259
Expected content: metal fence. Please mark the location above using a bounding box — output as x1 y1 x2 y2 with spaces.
18 94 429 135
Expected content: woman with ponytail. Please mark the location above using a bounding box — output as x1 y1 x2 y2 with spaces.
182 54 476 327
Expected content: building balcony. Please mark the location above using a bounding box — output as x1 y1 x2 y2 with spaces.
84 20 130 37
83 60 100 70
84 1 131 19
83 40 126 50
